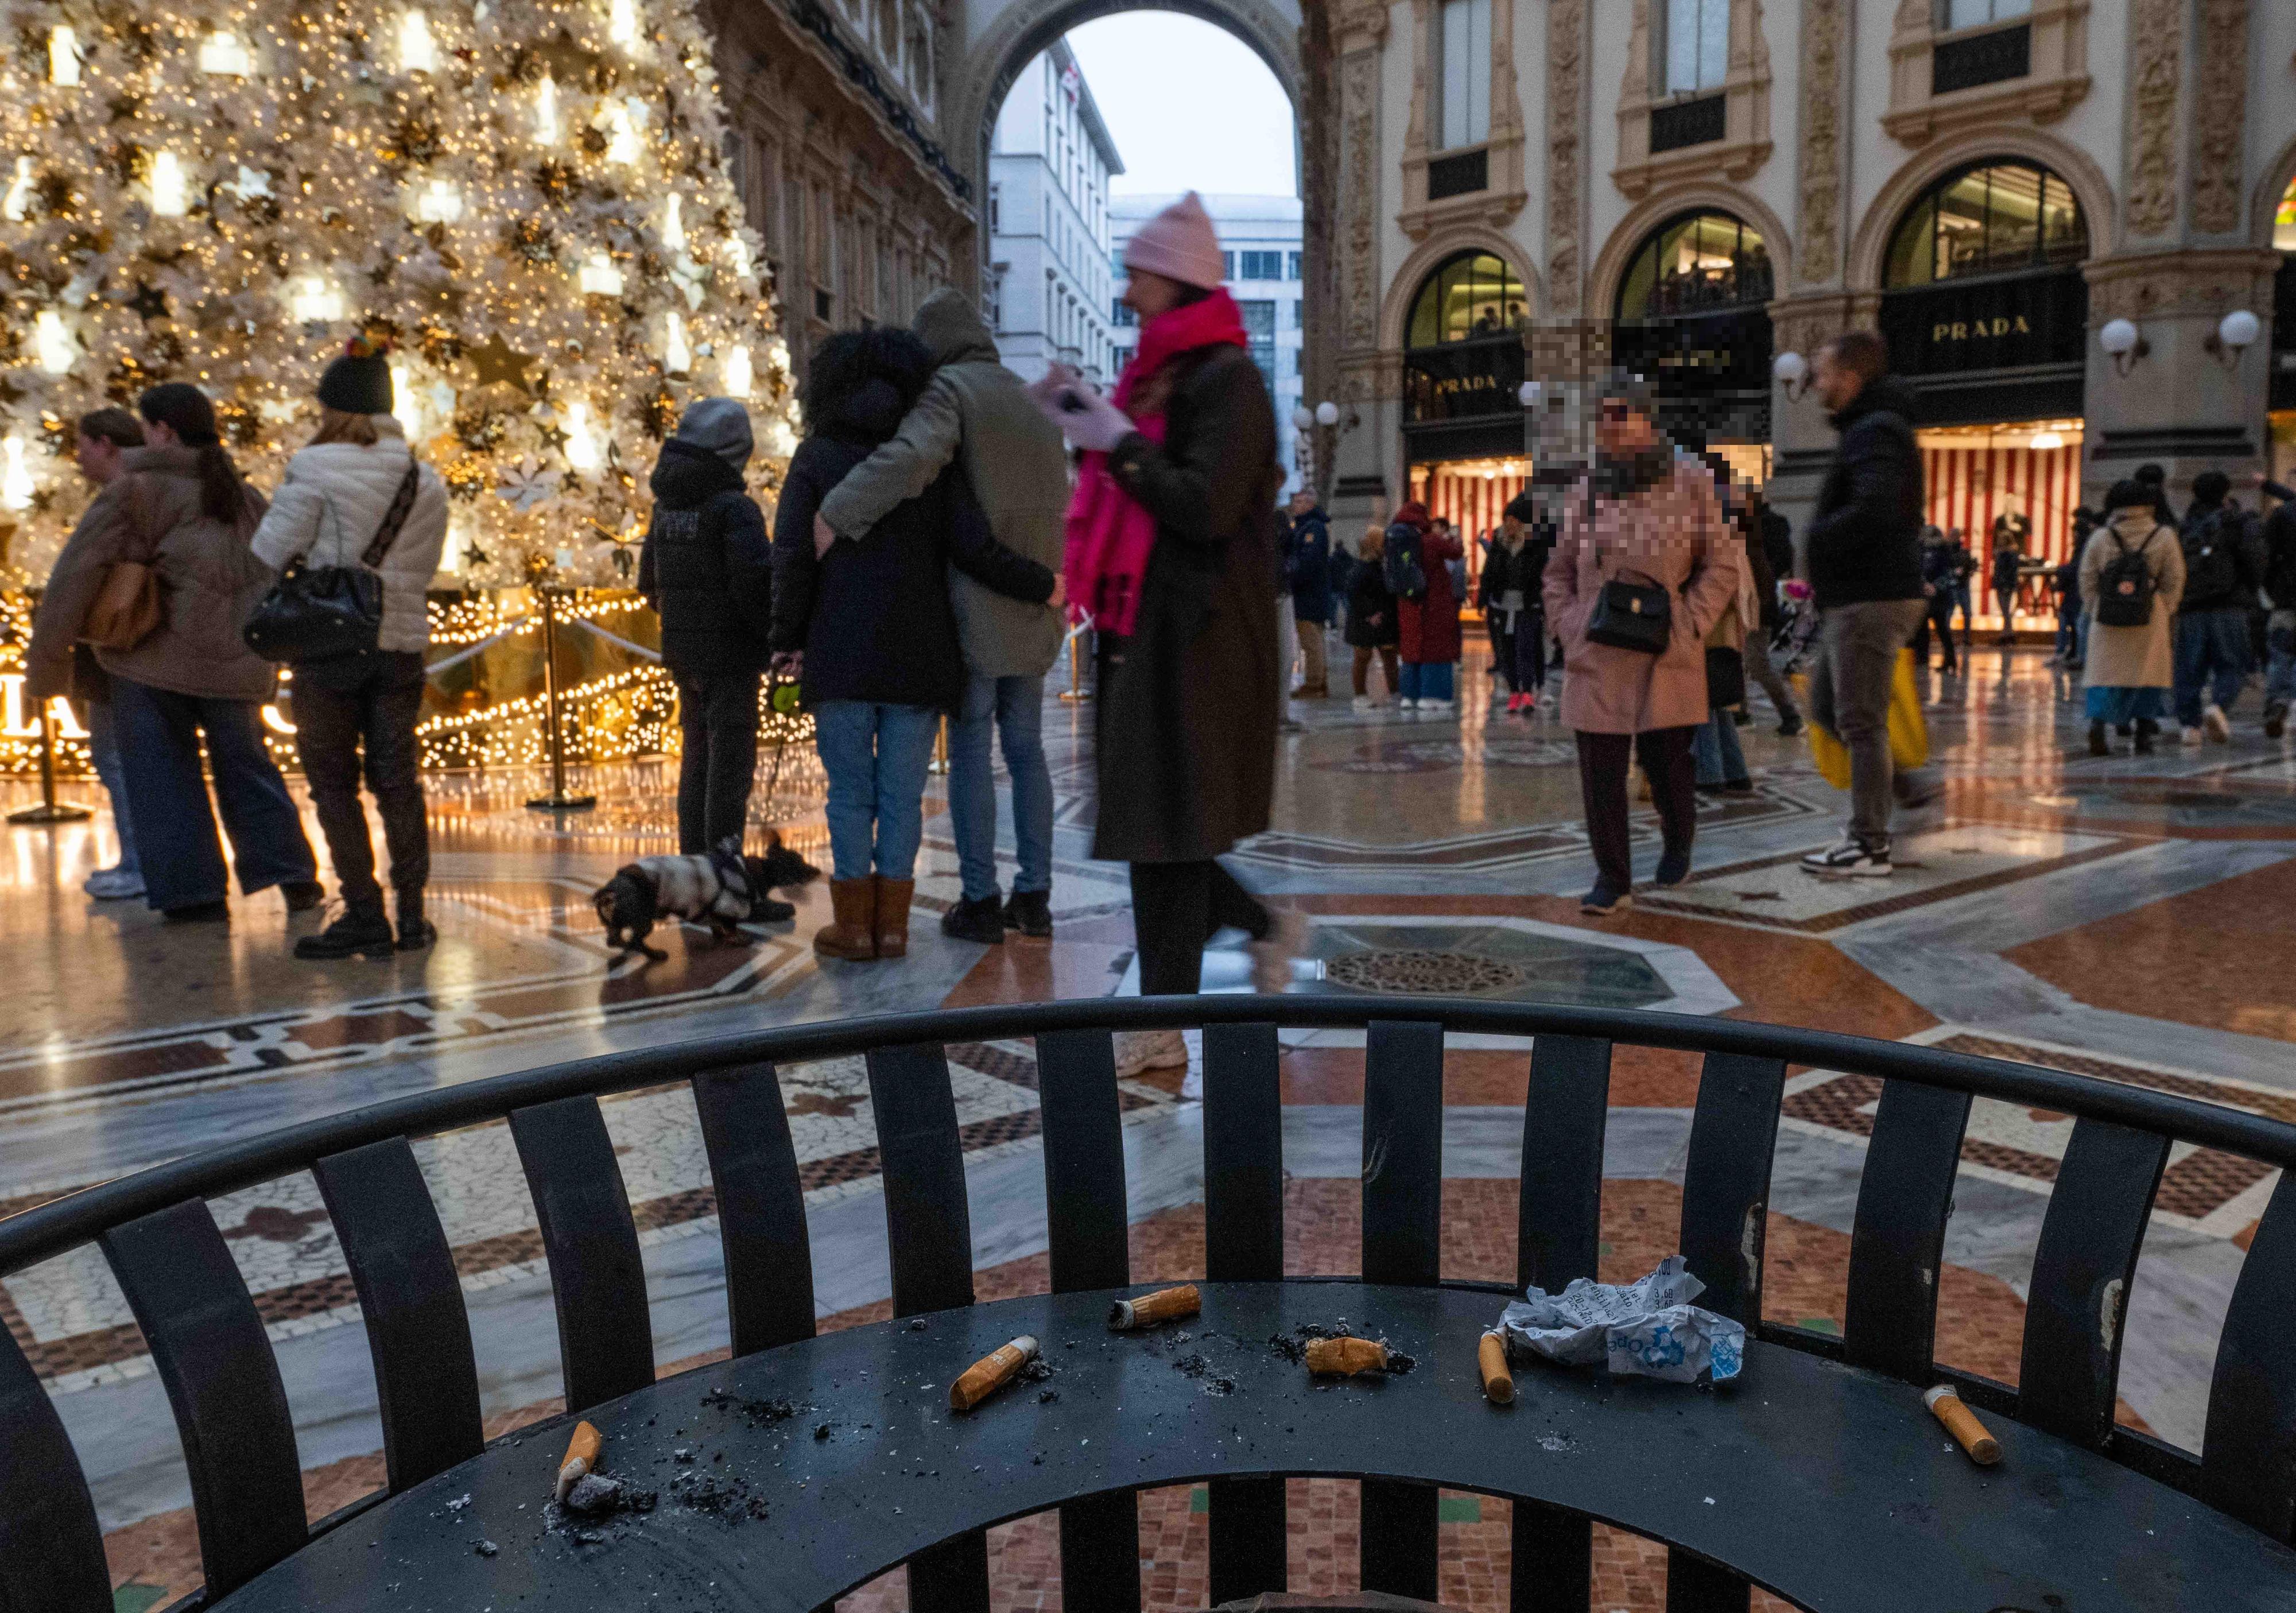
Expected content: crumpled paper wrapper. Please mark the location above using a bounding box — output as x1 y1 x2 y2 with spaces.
1497 1255 1745 1384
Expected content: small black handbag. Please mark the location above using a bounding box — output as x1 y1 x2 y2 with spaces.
1586 568 1673 654
243 459 421 664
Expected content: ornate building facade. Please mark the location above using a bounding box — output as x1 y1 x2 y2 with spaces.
705 0 975 373
1308 0 2296 611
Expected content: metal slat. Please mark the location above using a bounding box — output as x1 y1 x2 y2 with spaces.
1511 1033 1613 1613
311 1138 482 1492
1201 1021 1286 1600
1668 1050 1785 1612
2018 1116 2171 1448
865 1042 985 1613
2201 1171 2296 1539
1034 1029 1141 1613
1360 1019 1444 1598
1842 1082 1972 1383
98 1200 307 1598
0 1324 108 1612
691 1062 816 1357
508 1096 655 1414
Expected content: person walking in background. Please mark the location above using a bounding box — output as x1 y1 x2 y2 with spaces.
1692 458 1764 793
772 328 1057 965
1389 500 1462 712
23 408 148 900
2172 470 2266 745
251 341 451 959
2135 462 2178 529
1478 510 1533 715
1345 526 1402 707
2079 480 2182 758
1741 486 1801 735
1029 190 1291 1080
1326 526 1354 659
1989 521 2026 645
1917 525 1963 676
813 289 1071 945
1286 489 1332 696
1943 527 1977 652
2261 477 2296 740
1544 377 1740 914
32 384 319 922
2055 506 2096 672
640 398 773 864
1799 331 1939 877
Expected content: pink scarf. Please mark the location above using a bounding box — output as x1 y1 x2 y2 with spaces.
1063 290 1249 636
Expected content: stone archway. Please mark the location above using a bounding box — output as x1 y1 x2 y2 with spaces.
1586 184 1795 324
1844 126 2116 296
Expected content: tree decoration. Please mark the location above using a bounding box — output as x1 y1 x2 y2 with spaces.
0 0 795 583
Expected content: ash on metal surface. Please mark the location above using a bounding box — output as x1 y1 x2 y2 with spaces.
669 1468 772 1522
1172 1352 1238 1396
559 1475 659 1518
700 1388 802 1426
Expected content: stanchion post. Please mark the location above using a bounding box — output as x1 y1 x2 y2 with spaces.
928 714 950 777
9 700 93 825
1058 621 1092 704
525 581 596 813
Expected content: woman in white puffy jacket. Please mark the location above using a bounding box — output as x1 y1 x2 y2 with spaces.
250 340 449 960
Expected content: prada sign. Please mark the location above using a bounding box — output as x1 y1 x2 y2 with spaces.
1879 267 2086 381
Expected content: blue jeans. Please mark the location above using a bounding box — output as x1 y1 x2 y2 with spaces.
2173 609 2252 728
1399 661 1455 701
84 694 139 877
110 678 316 912
1692 709 1748 786
2085 686 2166 725
2265 610 2295 712
812 701 940 883
949 674 1052 904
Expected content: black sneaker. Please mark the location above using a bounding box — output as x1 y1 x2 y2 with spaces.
939 894 1006 945
295 905 396 960
2267 703 2289 742
1651 849 1691 887
746 898 796 925
282 879 326 913
1580 880 1632 915
2088 720 2109 757
1776 713 1804 738
162 899 230 925
1801 837 1892 878
1003 889 1054 941
396 917 439 952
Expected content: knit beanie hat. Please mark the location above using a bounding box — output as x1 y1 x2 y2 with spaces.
672 397 754 472
318 336 394 414
1123 192 1225 292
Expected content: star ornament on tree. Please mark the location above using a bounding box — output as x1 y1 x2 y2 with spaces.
467 331 540 396
496 456 561 513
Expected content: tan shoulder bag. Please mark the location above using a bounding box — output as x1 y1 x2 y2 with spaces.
80 476 164 651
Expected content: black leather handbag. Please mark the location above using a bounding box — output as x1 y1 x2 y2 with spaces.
1587 568 1673 654
243 459 421 664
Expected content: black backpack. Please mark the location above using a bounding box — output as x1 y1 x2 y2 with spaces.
1382 522 1427 602
2093 526 2161 629
2182 508 2250 605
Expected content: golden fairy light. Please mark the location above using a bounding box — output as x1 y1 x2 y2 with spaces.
398 9 439 73
148 150 188 216
47 26 80 86
534 75 561 144
33 312 73 375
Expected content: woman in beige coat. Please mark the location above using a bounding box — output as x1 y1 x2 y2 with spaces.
2081 478 2185 757
1543 381 1742 913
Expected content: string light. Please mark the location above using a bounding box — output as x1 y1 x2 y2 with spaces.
664 312 691 374
290 276 343 324
577 250 625 296
0 439 31 511
413 177 464 223
604 100 643 165
724 343 753 398
534 75 560 144
198 32 254 76
148 150 188 216
2 160 32 223
47 26 80 87
563 401 602 471
661 193 685 252
391 363 425 437
33 311 73 375
727 234 753 280
398 9 439 73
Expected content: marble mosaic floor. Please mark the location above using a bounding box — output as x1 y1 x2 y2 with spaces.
6 640 2294 1611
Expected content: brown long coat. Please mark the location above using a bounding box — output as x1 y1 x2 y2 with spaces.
2080 510 2184 691
1543 461 1742 734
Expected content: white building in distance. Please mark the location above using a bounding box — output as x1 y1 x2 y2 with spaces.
1111 192 1305 495
987 42 1123 385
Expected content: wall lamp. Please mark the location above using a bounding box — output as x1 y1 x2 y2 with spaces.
2202 309 2261 369
2099 319 2150 378
1771 350 1810 402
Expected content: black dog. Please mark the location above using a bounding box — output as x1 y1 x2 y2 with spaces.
593 833 819 963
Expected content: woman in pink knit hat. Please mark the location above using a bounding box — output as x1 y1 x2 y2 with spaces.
1030 191 1297 1079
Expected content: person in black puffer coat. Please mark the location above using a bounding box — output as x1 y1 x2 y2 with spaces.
770 327 1057 964
641 398 774 856
1345 525 1402 704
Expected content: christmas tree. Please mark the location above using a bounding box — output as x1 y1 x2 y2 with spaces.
0 0 798 590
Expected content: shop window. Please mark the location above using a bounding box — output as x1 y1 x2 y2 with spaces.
1883 160 2085 288
1615 211 1771 320
1662 0 1728 96
1406 251 1529 348
1611 0 1771 199
1884 0 2081 146
2272 176 2296 415
1437 0 1491 152
1402 252 1529 456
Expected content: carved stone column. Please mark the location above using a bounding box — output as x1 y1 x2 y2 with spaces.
1766 0 1852 540
1524 0 1593 487
1328 0 1392 524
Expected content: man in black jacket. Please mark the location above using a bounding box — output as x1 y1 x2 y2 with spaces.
1798 331 1938 877
640 398 773 855
2173 470 2268 743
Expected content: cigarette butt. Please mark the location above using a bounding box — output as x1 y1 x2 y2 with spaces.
1304 1335 1389 1377
555 1420 603 1502
1107 1284 1202 1331
1923 1385 2001 1465
1479 1332 1514 1404
950 1335 1040 1412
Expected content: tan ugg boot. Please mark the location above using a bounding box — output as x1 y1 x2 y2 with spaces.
872 877 916 959
813 878 878 961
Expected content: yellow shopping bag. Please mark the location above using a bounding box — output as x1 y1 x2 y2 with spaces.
1793 649 1926 791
